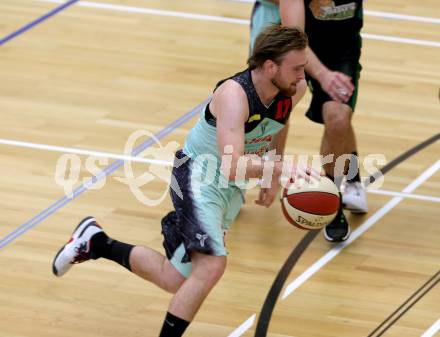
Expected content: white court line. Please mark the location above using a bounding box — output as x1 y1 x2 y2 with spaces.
11 2 437 334
367 188 440 203
0 138 173 166
421 318 440 337
1 138 439 203
282 160 440 299
364 10 440 25
362 33 440 47
228 314 256 337
38 0 249 24
37 0 440 47
228 160 440 337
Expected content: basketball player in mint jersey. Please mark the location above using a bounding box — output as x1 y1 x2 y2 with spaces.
52 26 320 337
281 0 368 242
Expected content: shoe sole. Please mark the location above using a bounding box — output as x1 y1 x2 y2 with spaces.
343 206 368 214
52 217 97 277
323 225 351 242
342 202 368 214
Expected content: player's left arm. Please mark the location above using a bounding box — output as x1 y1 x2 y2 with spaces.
257 80 306 207
259 81 322 207
257 120 292 208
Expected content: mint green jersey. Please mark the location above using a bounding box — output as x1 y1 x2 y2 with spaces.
183 69 292 174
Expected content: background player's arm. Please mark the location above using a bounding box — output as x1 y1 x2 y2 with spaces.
280 0 354 102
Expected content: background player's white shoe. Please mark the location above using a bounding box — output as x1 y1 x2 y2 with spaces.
342 181 368 214
52 217 102 277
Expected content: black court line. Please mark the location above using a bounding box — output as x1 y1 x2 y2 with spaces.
367 270 440 337
254 132 440 337
254 230 319 336
366 132 440 187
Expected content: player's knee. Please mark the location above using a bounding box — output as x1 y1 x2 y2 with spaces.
193 255 226 287
163 276 186 294
323 102 352 136
205 257 226 285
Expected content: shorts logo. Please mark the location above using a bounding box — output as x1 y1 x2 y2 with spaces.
309 0 357 21
196 233 208 247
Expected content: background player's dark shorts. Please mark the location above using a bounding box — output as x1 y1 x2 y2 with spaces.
306 38 362 124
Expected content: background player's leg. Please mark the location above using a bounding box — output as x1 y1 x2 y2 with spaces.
320 100 355 185
321 101 354 241
320 100 368 213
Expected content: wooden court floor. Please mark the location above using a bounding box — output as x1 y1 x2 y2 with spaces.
0 1 439 336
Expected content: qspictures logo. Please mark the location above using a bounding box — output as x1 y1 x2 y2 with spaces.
54 129 182 206
54 129 387 207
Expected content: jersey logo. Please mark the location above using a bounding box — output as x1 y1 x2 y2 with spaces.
275 99 292 120
309 0 357 21
245 135 273 145
248 114 261 123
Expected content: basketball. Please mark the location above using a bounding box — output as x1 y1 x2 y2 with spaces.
281 177 340 230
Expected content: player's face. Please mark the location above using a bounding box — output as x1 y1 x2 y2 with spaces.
271 49 307 97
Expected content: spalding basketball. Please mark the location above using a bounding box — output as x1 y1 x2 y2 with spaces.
281 177 340 230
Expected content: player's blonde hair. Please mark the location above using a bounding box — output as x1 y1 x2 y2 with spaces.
248 25 308 70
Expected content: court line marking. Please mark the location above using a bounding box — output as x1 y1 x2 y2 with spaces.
254 134 440 337
421 318 440 337
361 33 440 47
229 314 256 337
364 10 440 25
228 159 440 337
1 138 439 203
0 138 173 166
2 0 437 330
226 0 440 25
38 0 440 47
254 230 319 336
1 1 436 333
368 270 440 336
367 188 440 203
0 99 208 250
282 159 440 299
0 0 79 46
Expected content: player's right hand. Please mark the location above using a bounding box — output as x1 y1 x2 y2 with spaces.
320 70 354 103
276 161 323 183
